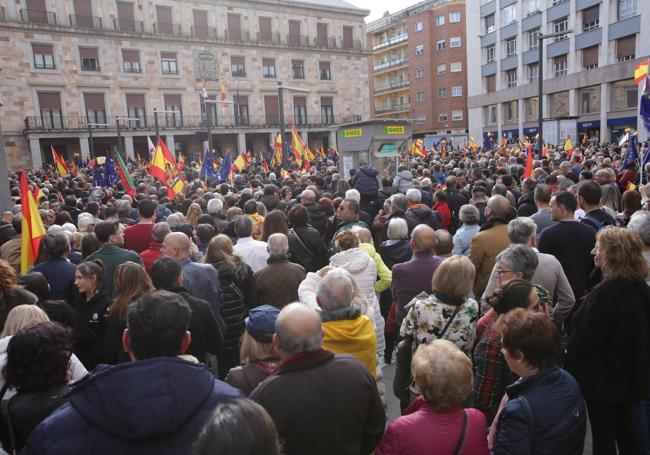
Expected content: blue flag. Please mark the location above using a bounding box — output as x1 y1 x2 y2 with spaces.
92 164 105 188
200 150 216 179
640 76 650 134
105 157 118 185
621 135 638 171
219 152 232 181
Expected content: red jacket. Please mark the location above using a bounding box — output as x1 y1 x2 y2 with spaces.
376 399 489 455
140 242 163 275
433 201 451 230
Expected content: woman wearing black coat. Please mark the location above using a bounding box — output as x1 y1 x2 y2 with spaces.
568 228 650 454
204 234 253 379
287 204 327 273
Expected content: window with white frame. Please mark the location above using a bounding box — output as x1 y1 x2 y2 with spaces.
488 105 497 124
32 43 55 69
161 52 178 75
415 21 423 32
450 62 462 72
437 64 446 74
437 40 446 51
527 28 539 50
449 11 461 23
506 69 517 88
452 110 463 121
526 0 540 15
618 0 637 19
415 44 424 55
416 91 425 101
554 54 568 76
438 88 447 99
553 17 569 41
451 86 462 97
528 63 538 82
502 4 516 24
439 112 448 122
486 45 496 63
485 14 495 33
506 37 517 57
450 37 461 48
436 15 445 26
416 68 424 78
582 5 599 31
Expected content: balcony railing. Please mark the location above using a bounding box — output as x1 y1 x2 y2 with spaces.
191 26 218 39
373 33 408 50
257 32 281 45
20 9 56 25
154 22 183 35
314 36 336 48
373 57 409 72
25 114 340 131
374 80 410 93
341 39 362 50
0 6 5 21
69 14 102 29
113 18 144 33
224 29 250 42
375 103 411 114
287 34 309 47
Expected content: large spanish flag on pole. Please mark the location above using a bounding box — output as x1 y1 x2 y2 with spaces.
51 146 69 176
290 124 307 169
150 138 185 198
19 171 46 273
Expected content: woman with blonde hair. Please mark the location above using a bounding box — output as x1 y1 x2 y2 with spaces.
225 305 280 396
0 305 87 401
186 202 203 227
204 234 253 378
376 340 489 455
568 227 650 453
102 262 153 364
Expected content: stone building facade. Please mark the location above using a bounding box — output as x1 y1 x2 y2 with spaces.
0 0 370 170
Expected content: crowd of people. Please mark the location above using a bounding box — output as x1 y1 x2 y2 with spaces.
0 139 649 454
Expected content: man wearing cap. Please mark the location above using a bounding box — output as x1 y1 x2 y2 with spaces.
250 303 385 455
225 305 281 396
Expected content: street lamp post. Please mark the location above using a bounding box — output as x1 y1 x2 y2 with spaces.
115 117 140 161
87 121 109 158
537 30 572 155
153 108 181 145
277 81 310 159
202 99 234 155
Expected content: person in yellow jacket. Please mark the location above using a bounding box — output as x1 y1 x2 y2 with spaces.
317 268 377 377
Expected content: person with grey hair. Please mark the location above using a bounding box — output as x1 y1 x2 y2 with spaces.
166 213 183 231
418 177 434 207
140 222 171 275
344 189 373 229
452 204 481 256
250 303 385 455
628 211 650 285
115 199 134 227
233 215 269 273
434 229 454 258
206 198 229 234
249 233 306 309
30 231 77 302
481 217 575 323
316 269 378 376
405 188 440 231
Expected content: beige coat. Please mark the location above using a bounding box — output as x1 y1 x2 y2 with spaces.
468 223 510 299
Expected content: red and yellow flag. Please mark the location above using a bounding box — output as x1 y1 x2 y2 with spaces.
262 160 270 173
523 145 534 178
635 59 649 84
564 135 574 157
68 161 79 177
219 80 227 102
290 125 307 168
20 171 46 273
51 146 69 176
232 152 248 172
150 138 185 198
273 133 283 165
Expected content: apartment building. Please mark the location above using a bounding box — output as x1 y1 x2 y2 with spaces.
467 0 650 145
367 0 468 139
0 0 370 170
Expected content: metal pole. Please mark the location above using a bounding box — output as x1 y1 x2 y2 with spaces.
0 130 12 212
278 82 286 159
116 118 123 161
154 108 160 145
88 123 95 158
205 99 213 154
537 34 543 156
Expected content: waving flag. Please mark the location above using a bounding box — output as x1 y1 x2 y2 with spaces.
116 153 136 197
262 160 270 173
523 145 534 178
151 138 185 198
51 146 69 176
640 76 650 134
564 136 574 157
219 79 227 102
621 135 639 171
201 150 217 179
290 125 306 168
220 152 232 181
68 160 79 177
232 152 248 172
20 171 46 273
274 133 283 165
635 59 649 84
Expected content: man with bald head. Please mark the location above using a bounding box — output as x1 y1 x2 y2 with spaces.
250 303 385 455
162 232 224 333
391 224 443 327
468 195 512 298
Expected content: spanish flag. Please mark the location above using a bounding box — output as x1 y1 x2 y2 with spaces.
635 59 649 85
219 80 227 102
68 160 79 177
262 160 270 173
232 152 248 172
274 133 283 165
291 125 307 169
523 145 534 178
564 136 574 157
413 139 426 158
150 138 185 198
51 146 69 176
19 171 46 274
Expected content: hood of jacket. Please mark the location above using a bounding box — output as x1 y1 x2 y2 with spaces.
407 204 433 220
359 166 379 178
68 357 219 440
396 170 413 181
329 248 371 274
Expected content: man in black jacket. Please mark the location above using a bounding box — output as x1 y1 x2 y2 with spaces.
150 256 222 365
299 189 327 237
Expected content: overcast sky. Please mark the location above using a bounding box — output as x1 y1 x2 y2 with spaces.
346 0 424 23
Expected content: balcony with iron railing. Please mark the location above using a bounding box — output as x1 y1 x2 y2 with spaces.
373 33 408 50
113 17 144 33
373 56 409 72
257 31 282 45
341 39 362 50
374 79 410 93
154 22 183 35
224 29 250 43
314 36 337 48
287 34 310 47
20 9 57 25
69 14 102 29
375 103 411 114
0 6 5 22
24 114 341 131
191 26 218 39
